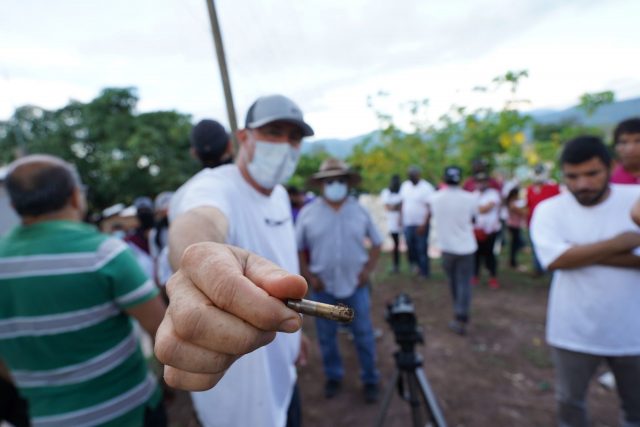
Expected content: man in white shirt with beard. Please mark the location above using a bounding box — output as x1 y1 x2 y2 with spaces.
160 95 313 427
531 135 640 427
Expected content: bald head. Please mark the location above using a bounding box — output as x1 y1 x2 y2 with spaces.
6 154 83 218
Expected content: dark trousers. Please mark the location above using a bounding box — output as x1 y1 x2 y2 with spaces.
441 252 474 323
508 226 524 268
286 383 302 427
475 232 498 277
0 377 30 427
144 401 168 427
390 232 400 270
551 347 640 427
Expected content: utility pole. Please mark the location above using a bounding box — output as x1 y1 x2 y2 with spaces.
205 0 239 151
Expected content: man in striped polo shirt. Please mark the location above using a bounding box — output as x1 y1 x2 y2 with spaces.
0 155 167 427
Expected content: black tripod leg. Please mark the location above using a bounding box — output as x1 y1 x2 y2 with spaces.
406 372 424 427
374 368 400 427
415 368 448 427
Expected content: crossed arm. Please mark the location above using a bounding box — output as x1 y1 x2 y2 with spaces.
548 231 640 270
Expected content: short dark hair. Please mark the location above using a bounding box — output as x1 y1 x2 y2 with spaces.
559 135 611 167
190 119 229 167
6 155 81 216
613 117 640 145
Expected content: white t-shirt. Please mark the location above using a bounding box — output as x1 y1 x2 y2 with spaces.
399 179 435 226
531 184 640 356
474 188 501 233
380 188 402 233
430 187 478 255
170 164 300 427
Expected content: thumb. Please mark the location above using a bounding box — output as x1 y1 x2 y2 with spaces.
243 252 308 301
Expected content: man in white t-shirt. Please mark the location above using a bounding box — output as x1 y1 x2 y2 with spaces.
430 166 478 335
155 95 314 427
473 172 502 288
531 135 640 427
380 174 403 273
399 165 435 277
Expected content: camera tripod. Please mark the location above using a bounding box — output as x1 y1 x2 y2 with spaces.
374 349 447 427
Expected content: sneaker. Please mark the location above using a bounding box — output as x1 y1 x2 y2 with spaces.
448 320 466 336
488 278 500 289
324 379 342 399
363 383 379 403
471 276 479 286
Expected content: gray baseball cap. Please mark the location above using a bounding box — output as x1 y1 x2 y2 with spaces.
245 95 314 137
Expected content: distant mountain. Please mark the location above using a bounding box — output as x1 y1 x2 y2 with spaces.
301 132 375 159
529 96 640 127
301 96 640 159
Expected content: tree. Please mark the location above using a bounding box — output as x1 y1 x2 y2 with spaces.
578 91 615 117
0 88 198 212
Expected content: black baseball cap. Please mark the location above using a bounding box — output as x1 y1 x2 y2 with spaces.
443 166 462 185
190 119 229 159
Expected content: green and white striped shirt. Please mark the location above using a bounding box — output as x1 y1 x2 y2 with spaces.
0 220 161 427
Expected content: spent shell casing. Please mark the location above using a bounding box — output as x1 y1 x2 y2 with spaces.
286 299 354 323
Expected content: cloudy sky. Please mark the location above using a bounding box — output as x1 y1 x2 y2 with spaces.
1 0 639 139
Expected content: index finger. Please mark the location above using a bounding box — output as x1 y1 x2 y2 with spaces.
180 242 307 332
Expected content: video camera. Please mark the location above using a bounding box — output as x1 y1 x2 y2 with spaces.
384 293 423 353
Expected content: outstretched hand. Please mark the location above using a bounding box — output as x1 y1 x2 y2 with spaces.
154 242 307 391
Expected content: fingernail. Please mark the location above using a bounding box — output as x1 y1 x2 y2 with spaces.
279 316 301 333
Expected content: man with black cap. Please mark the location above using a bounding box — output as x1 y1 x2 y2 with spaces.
161 95 314 427
430 166 479 335
189 119 233 169
296 158 382 403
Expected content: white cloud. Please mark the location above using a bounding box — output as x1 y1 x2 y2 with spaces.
1 0 639 139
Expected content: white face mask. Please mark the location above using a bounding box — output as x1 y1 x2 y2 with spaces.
247 140 300 190
323 181 348 202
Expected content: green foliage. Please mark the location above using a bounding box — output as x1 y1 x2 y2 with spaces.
578 90 615 116
288 148 330 190
347 71 616 192
0 88 199 212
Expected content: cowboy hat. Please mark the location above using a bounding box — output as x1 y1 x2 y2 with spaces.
309 158 361 186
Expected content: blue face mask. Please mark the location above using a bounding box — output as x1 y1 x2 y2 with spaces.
323 181 348 202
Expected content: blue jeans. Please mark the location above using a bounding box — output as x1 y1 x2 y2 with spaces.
312 286 379 385
404 225 430 277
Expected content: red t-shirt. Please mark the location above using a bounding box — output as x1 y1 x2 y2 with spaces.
462 177 502 192
526 182 560 225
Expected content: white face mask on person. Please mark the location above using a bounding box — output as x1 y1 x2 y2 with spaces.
247 140 300 190
323 181 348 202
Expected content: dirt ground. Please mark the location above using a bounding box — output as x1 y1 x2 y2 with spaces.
165 252 622 427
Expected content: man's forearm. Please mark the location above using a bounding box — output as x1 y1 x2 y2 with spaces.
548 235 639 270
169 207 228 270
599 252 640 268
365 245 382 272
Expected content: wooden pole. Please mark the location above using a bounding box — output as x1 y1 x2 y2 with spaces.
205 0 239 151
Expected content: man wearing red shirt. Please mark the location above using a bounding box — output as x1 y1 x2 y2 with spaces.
526 164 560 275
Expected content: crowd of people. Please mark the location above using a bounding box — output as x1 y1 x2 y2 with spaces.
0 94 639 427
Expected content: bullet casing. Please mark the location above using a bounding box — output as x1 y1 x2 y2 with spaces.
286 299 354 323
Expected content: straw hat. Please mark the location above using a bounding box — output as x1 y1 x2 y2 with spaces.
309 158 361 186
